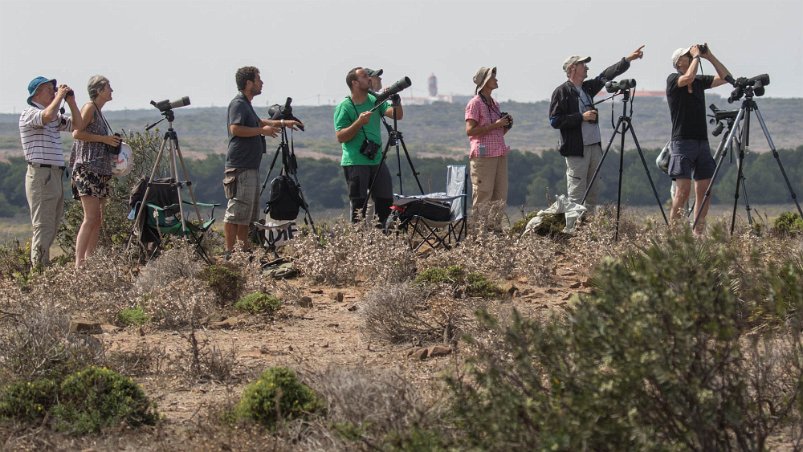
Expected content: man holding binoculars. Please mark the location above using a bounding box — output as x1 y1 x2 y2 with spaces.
334 67 403 225
667 43 732 235
19 76 83 267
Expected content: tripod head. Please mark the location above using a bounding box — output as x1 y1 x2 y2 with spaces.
726 74 769 103
146 96 190 131
708 104 739 137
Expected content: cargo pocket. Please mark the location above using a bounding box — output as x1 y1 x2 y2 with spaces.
223 168 240 199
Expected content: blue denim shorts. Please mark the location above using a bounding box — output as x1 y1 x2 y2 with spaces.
668 139 716 180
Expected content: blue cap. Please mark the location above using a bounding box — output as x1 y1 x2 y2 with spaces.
27 76 56 106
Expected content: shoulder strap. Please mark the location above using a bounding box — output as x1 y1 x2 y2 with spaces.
92 102 112 135
348 97 369 141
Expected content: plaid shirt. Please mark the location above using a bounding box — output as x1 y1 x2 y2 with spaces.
465 95 509 158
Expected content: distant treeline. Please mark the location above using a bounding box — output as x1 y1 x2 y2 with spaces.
1 146 801 218
3 96 803 156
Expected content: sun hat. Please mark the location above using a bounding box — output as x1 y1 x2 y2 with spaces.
27 76 56 106
473 67 497 94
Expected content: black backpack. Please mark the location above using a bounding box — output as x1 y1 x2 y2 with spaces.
266 175 304 221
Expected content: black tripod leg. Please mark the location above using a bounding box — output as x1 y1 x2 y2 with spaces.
628 123 669 225
614 122 626 241
753 107 803 217
739 165 754 226
730 152 745 234
260 144 283 200
580 118 621 206
362 142 393 220
693 108 745 231
398 137 425 194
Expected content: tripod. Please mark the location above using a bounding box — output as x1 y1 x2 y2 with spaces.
582 89 668 240
129 109 210 262
693 92 803 233
258 127 315 234
361 103 424 219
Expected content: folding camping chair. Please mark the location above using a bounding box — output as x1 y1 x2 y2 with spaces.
128 177 219 263
390 165 467 251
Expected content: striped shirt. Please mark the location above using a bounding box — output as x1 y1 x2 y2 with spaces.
465 95 509 159
19 102 72 166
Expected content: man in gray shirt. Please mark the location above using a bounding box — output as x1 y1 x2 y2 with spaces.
223 66 301 254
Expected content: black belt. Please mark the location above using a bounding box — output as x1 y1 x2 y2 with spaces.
28 162 65 169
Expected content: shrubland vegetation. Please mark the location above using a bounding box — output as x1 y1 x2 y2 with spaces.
0 119 802 449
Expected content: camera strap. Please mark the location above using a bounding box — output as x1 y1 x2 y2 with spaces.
92 101 114 136
348 96 371 143
478 93 503 121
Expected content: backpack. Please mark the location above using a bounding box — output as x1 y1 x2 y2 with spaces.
398 199 451 222
266 175 304 221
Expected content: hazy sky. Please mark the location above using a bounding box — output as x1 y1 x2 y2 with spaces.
1 0 801 113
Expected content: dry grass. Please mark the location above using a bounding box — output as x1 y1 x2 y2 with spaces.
1 205 802 448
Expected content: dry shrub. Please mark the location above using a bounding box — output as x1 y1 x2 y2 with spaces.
302 366 447 450
512 234 561 287
179 328 239 384
4 248 140 324
421 229 517 280
139 278 216 329
292 221 416 286
0 300 103 381
104 340 166 377
361 282 465 345
134 241 204 293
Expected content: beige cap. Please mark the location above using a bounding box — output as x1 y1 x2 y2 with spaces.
473 66 497 94
562 55 591 72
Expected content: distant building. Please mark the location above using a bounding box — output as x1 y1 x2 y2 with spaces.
428 73 438 97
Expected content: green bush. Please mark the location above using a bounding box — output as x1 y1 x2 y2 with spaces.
0 367 158 434
447 227 803 450
117 306 150 326
415 265 501 298
236 367 324 429
235 292 282 315
773 211 803 235
0 378 58 423
199 264 245 305
52 366 158 434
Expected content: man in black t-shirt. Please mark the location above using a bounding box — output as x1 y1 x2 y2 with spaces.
223 66 302 254
666 44 731 234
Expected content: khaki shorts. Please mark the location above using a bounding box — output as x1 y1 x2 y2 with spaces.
224 168 260 225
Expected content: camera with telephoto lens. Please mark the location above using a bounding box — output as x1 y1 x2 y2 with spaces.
359 139 380 160
500 112 513 130
373 77 412 106
605 78 637 93
268 97 305 131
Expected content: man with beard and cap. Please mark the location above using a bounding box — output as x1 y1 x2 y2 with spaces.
549 46 645 213
334 67 403 225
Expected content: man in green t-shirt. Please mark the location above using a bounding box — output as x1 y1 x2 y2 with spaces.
333 67 403 224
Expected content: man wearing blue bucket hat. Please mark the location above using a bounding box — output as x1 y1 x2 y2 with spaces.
18 76 82 267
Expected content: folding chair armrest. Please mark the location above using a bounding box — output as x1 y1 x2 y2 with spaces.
182 200 220 208
145 202 178 213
